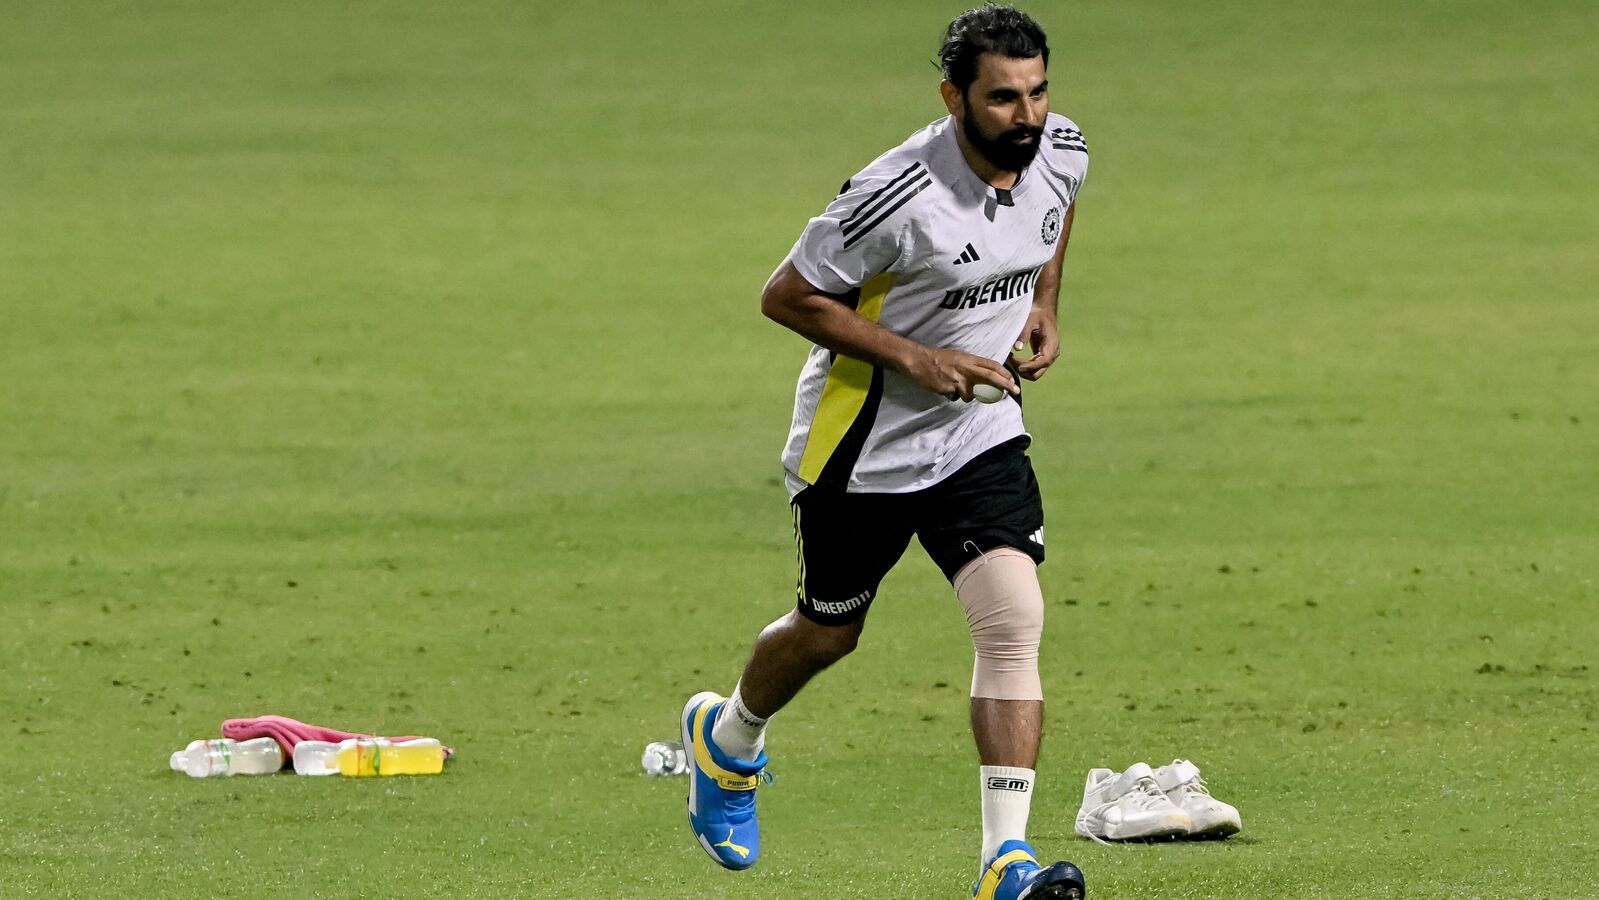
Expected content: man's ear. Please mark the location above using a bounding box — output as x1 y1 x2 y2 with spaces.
939 80 963 118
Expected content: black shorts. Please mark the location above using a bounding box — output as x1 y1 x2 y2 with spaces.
790 435 1045 626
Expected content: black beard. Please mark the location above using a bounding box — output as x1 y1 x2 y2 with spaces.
962 108 1042 173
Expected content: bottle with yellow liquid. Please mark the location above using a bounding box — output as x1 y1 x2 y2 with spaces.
334 738 446 777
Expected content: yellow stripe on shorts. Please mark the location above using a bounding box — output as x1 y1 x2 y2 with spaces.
792 502 806 601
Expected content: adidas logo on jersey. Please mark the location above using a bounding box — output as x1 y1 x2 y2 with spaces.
952 242 981 265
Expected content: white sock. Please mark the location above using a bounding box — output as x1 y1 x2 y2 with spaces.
709 685 768 763
979 765 1035 867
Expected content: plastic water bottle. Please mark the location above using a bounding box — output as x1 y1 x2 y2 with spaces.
291 738 445 776
291 740 341 776
336 738 445 776
642 740 688 777
168 738 284 777
338 737 445 776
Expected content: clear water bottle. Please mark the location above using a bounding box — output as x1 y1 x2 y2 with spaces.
168 738 284 777
291 740 341 776
642 740 688 777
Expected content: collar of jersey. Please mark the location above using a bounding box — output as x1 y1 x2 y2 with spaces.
938 116 1037 205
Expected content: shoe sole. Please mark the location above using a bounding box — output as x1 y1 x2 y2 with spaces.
1185 821 1241 840
1076 817 1191 842
1019 862 1087 899
1103 829 1187 842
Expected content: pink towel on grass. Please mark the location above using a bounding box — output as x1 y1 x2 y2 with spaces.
222 715 455 760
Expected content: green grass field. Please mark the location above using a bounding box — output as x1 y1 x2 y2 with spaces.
3 1 1597 896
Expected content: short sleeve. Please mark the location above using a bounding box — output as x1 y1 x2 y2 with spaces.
787 161 931 294
1039 116 1088 207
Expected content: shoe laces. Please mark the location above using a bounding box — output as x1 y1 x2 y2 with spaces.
1125 776 1172 811
1074 809 1110 846
718 774 769 823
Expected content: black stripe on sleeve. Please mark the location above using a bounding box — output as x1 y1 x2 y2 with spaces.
841 163 925 234
1048 126 1087 154
841 178 932 249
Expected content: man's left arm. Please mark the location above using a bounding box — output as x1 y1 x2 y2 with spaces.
1014 202 1076 381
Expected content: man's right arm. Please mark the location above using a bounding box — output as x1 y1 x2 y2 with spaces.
760 261 1016 403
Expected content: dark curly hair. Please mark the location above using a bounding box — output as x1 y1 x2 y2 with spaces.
938 5 1050 94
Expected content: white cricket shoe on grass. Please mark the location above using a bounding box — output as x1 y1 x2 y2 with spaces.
1075 762 1192 842
1153 759 1241 838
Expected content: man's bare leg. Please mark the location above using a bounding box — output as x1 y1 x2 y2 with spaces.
971 698 1043 768
734 610 864 719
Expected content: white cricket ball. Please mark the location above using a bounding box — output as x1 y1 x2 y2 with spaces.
973 384 1006 404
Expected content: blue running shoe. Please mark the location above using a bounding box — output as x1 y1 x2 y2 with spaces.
682 691 769 870
974 840 1087 900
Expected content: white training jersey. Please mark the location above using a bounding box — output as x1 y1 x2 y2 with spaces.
781 112 1089 495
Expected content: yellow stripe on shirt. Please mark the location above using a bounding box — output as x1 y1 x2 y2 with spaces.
796 272 895 484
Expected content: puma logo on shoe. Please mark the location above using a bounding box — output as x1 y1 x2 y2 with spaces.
714 828 750 859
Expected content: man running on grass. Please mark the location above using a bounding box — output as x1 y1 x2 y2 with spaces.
683 6 1089 897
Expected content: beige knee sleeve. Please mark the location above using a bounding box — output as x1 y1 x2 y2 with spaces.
953 547 1044 701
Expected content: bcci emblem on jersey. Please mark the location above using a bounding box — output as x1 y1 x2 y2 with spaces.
1041 206 1063 245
